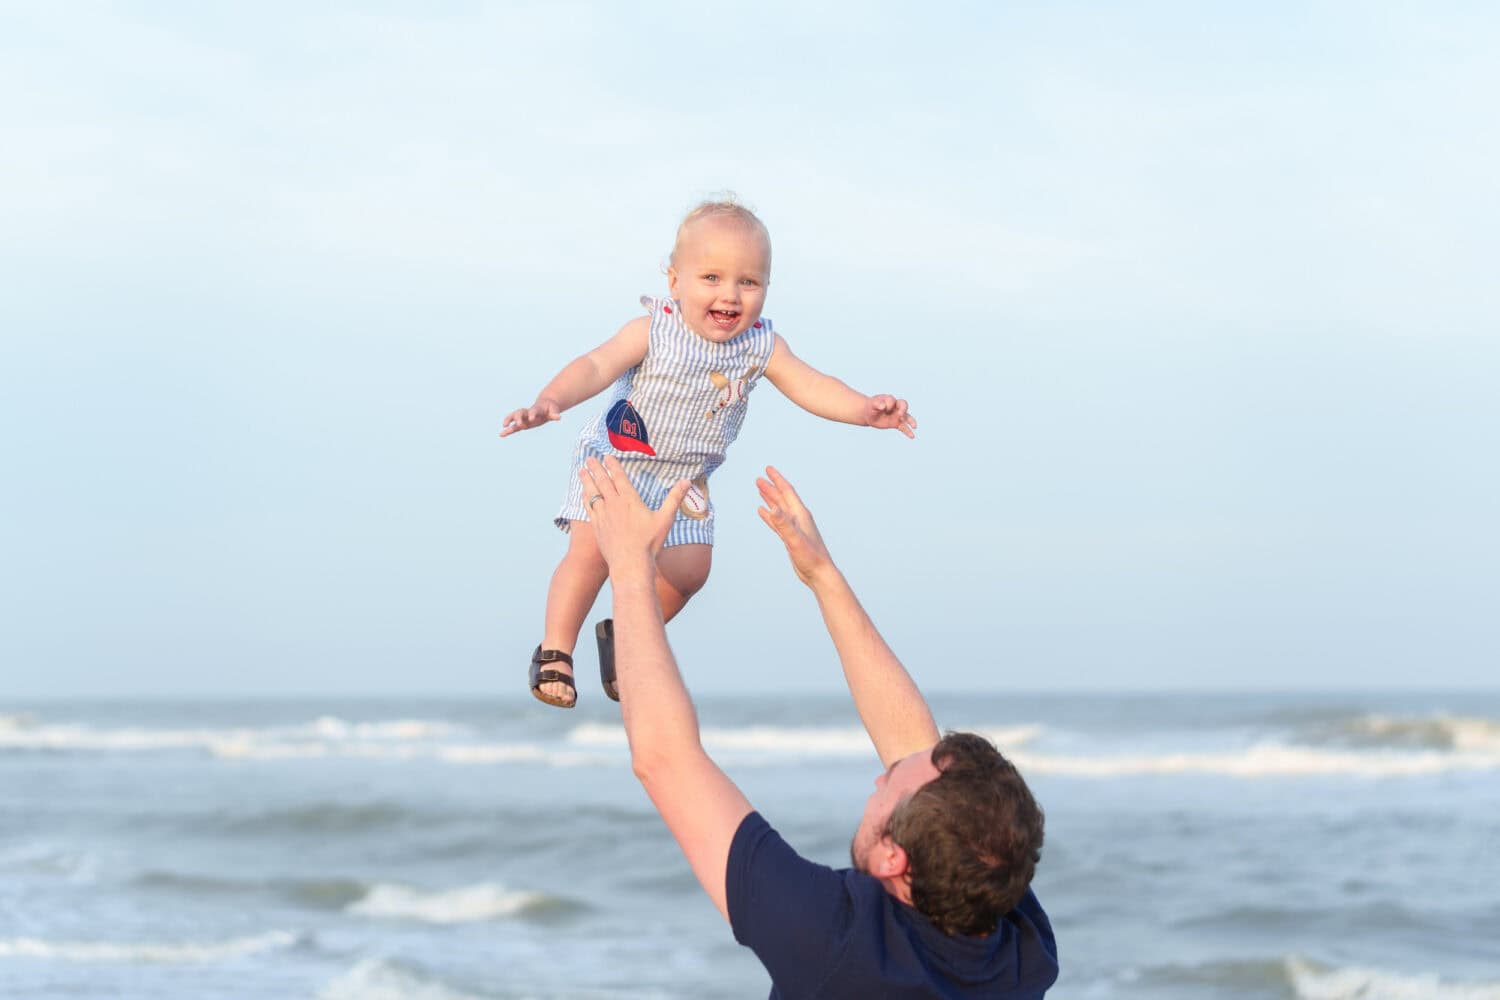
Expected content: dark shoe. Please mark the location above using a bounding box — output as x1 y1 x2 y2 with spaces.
596 619 618 702
529 646 576 708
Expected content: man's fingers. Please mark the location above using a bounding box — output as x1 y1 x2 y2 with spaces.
764 466 805 513
757 504 793 540
583 456 622 498
755 478 787 520
602 455 635 497
661 478 691 526
755 477 779 507
757 505 785 536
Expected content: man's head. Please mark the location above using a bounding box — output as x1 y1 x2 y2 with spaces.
851 732 1045 937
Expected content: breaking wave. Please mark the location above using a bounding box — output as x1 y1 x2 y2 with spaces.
0 713 462 755
345 881 575 923
567 722 1041 757
317 957 501 1000
0 930 300 963
1132 956 1500 1000
5 707 1495 778
1314 713 1500 753
1013 741 1500 778
1286 955 1500 1000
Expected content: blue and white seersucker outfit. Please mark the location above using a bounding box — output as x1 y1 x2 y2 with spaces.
556 295 776 547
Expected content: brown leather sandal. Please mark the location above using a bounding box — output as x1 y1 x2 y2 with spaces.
529 646 576 708
596 619 618 702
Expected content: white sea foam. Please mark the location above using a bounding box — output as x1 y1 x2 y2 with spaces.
0 930 298 963
1345 714 1500 753
317 958 486 1000
567 722 1041 757
346 882 546 923
304 716 463 741
0 714 463 756
1014 742 1500 779
976 725 1046 751
565 721 1493 777
1287 956 1500 1000
0 712 37 732
11 710 1494 779
703 725 871 755
209 738 611 767
211 735 1499 777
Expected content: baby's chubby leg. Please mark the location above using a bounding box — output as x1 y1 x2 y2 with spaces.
538 520 609 703
656 543 711 622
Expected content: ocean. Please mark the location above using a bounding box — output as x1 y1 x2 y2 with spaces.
1 691 1497 999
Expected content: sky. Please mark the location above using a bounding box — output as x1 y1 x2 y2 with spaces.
2 2 1496 698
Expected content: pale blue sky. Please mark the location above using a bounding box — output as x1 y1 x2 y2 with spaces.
3 2 1496 697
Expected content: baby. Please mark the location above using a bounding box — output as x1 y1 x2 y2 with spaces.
501 197 916 708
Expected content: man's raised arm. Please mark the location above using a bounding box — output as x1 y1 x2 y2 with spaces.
581 456 753 922
756 467 940 767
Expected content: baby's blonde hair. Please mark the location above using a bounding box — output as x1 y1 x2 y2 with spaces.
670 194 772 269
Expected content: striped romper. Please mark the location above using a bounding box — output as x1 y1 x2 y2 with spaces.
556 295 776 547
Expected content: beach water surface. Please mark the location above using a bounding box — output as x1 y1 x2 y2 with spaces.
2 692 1498 999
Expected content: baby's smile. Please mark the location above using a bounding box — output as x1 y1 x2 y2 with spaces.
667 214 770 343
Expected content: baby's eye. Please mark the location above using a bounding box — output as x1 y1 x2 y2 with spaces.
740 278 760 288
702 273 719 283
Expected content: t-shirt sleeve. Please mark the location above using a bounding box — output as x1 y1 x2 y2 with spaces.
726 812 855 997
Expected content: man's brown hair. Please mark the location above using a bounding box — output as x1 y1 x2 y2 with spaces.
884 731 1045 936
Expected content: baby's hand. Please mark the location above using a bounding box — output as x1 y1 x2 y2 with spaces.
864 394 917 439
499 399 562 437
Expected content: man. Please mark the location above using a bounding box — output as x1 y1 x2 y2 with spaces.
580 456 1058 998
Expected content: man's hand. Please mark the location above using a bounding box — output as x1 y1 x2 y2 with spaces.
499 398 562 437
756 466 838 589
758 464 939 766
864 394 917 439
581 455 690 574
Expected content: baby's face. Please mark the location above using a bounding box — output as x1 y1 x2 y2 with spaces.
667 217 770 343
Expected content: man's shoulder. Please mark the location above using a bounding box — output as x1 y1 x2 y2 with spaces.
728 814 1057 998
728 812 855 898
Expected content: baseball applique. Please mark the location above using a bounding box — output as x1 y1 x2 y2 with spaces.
679 474 710 520
705 363 760 419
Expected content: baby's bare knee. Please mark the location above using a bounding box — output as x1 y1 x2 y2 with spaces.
659 545 712 599
562 537 609 582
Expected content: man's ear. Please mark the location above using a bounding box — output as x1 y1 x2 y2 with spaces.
869 836 910 880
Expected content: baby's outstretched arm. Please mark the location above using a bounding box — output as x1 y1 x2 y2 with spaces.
763 334 917 439
500 317 650 437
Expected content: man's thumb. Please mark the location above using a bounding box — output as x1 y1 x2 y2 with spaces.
661 479 692 524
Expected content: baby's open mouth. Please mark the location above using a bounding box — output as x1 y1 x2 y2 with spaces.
710 309 739 328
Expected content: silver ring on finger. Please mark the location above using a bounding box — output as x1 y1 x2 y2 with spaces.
588 494 604 508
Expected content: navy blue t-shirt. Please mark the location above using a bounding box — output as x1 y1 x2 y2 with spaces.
726 812 1058 999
